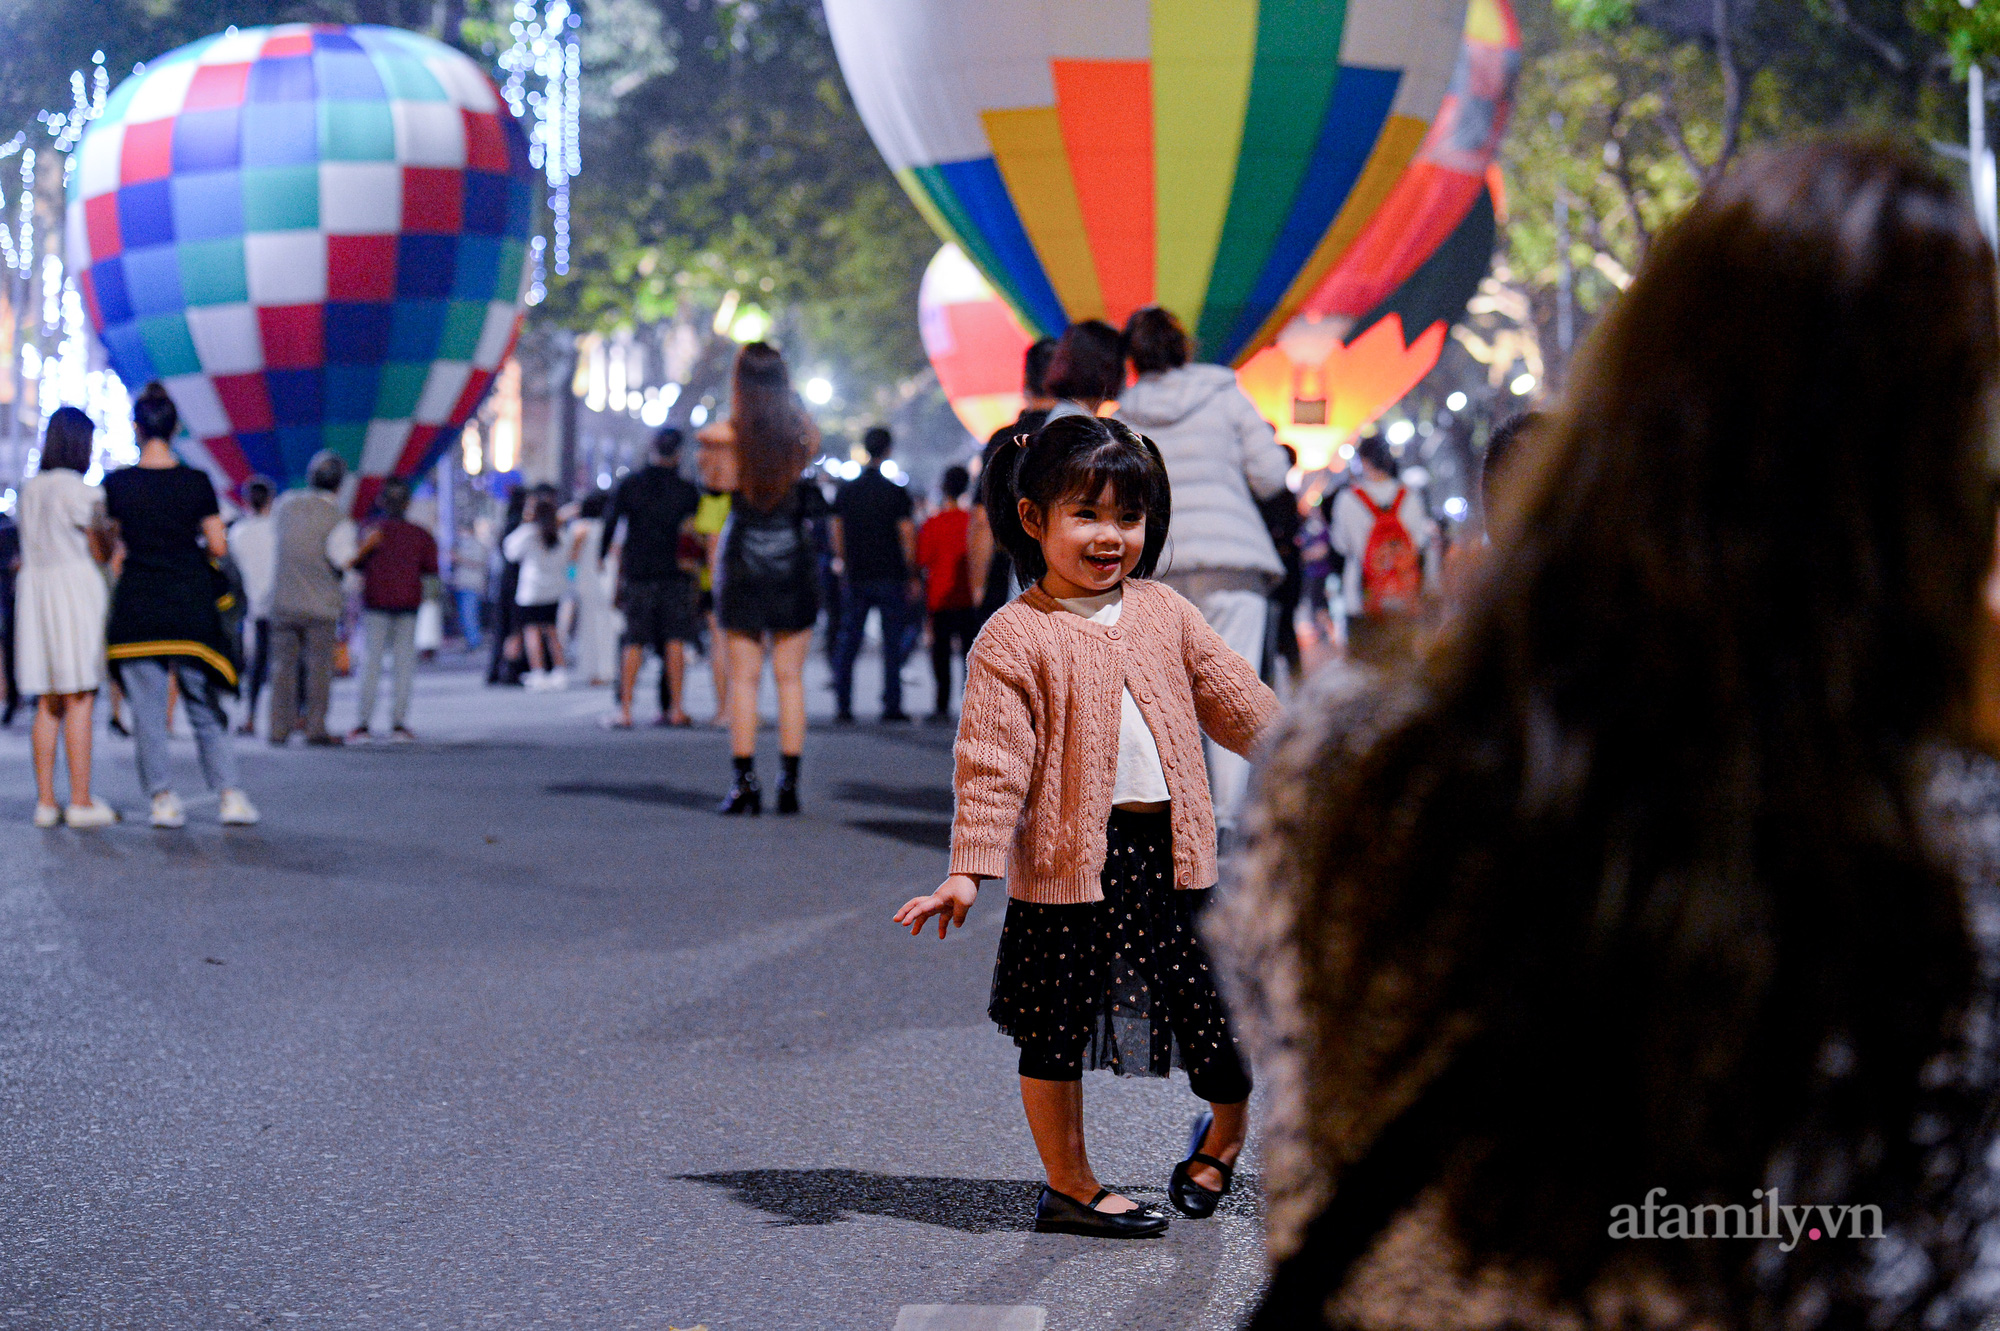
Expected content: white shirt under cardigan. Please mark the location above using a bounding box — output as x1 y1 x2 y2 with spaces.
1053 585 1171 806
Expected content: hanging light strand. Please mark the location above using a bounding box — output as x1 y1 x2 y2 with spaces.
499 0 582 302
10 50 133 477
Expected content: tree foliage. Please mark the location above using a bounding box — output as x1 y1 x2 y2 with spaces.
1504 0 1974 380
1912 0 2000 74
539 0 935 399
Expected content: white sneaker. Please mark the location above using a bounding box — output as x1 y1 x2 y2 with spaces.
219 789 260 826
64 798 119 829
150 791 186 829
33 803 61 828
524 669 550 691
546 667 569 691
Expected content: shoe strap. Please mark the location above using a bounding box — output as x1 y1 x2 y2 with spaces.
1088 1188 1112 1209
1187 1153 1234 1187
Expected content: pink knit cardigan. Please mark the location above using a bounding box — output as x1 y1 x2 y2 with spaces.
949 578 1279 903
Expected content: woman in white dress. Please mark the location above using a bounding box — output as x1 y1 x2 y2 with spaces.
15 408 116 827
565 492 619 686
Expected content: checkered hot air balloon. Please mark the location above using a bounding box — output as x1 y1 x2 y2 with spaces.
65 23 536 512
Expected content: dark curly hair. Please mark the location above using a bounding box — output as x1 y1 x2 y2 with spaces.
1249 140 1999 1327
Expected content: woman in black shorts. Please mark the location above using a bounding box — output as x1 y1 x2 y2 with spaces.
699 342 825 816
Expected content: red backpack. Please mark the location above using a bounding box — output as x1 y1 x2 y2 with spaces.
1354 487 1422 615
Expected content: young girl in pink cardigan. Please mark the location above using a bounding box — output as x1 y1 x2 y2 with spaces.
894 414 1278 1238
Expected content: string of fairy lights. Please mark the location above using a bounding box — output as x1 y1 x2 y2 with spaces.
499 0 583 305
0 50 131 495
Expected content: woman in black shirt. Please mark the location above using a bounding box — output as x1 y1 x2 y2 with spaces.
104 383 258 828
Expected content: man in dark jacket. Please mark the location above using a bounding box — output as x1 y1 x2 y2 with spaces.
347 478 438 742
829 427 917 723
971 337 1058 622
600 427 702 728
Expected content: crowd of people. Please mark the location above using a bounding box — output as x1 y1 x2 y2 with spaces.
0 294 1449 836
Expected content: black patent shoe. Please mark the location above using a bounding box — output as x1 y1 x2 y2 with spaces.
775 776 800 815
1033 1185 1169 1238
718 771 762 816
1168 1111 1235 1218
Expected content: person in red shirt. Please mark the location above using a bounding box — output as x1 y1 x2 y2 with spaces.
916 465 978 723
348 478 439 742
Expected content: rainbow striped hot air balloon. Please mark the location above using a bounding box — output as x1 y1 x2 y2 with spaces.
824 0 1477 368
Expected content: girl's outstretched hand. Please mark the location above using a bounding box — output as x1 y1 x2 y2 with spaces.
894 874 980 939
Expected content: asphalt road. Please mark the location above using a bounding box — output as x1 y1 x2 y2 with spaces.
0 644 1268 1329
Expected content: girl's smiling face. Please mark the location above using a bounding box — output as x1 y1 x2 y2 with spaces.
1020 482 1147 600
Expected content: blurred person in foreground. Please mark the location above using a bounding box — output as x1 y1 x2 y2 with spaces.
269 450 357 746
348 477 437 742
703 342 824 815
228 476 277 735
1220 141 2000 1330
601 426 703 728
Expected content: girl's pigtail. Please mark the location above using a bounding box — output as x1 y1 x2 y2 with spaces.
1134 430 1172 578
985 433 1044 582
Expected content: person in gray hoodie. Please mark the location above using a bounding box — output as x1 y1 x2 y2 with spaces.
1116 306 1291 838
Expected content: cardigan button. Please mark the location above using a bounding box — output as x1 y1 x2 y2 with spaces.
1106 628 1122 641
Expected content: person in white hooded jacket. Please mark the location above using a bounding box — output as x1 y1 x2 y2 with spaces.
1116 306 1291 838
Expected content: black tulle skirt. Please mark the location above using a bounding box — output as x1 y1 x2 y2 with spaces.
988 808 1251 1100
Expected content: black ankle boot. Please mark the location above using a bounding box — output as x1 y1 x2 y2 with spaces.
776 755 800 815
719 760 761 816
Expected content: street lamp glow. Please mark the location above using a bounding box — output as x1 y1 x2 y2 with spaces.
1386 419 1416 446
805 376 834 405
1443 496 1468 520
1510 373 1538 396
1446 391 1468 411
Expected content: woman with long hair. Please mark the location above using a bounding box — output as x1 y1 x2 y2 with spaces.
701 342 824 815
15 407 116 826
1222 141 2000 1329
103 383 258 827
